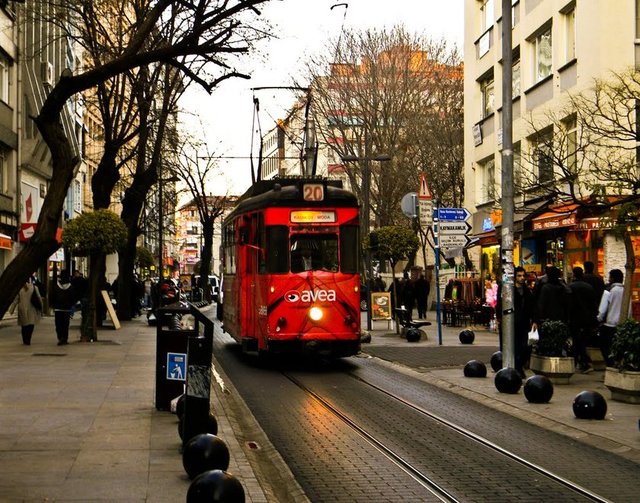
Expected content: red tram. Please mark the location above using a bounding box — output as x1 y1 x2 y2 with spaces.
221 177 362 357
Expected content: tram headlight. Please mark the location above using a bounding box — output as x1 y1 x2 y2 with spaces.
309 306 323 321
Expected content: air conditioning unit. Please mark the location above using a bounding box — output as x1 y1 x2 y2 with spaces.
40 61 54 86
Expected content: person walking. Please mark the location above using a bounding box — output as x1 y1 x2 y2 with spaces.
597 269 625 367
583 261 605 303
400 272 415 315
513 267 535 378
414 273 430 319
534 266 571 325
49 270 77 345
9 279 43 345
569 266 598 373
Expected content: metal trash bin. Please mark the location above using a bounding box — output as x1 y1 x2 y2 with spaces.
155 305 194 411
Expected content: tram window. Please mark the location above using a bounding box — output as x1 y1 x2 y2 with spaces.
291 234 338 273
266 225 289 273
340 225 359 273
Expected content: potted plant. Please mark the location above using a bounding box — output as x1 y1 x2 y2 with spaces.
604 319 640 403
530 320 575 384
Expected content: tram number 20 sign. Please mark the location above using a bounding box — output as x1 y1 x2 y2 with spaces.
303 184 324 201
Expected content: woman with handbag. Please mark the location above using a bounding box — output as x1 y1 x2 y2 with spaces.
9 278 43 345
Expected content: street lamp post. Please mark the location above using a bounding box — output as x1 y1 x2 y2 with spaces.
342 152 391 331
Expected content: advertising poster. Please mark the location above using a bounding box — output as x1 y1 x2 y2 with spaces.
371 292 392 321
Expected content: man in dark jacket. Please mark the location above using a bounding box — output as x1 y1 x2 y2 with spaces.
569 267 598 373
513 267 535 378
535 266 571 325
49 270 77 345
583 261 605 303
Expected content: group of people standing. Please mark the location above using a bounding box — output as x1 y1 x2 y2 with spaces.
507 260 623 377
388 272 431 319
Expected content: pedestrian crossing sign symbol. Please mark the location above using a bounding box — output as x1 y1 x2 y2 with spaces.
167 352 187 381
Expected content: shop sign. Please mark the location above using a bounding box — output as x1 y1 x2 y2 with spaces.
532 212 577 231
0 233 11 250
574 217 614 230
482 217 494 232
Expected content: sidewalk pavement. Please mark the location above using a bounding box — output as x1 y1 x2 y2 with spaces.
363 311 640 464
0 308 268 503
0 308 638 502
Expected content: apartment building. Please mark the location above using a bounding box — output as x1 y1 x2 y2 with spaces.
0 4 19 273
464 0 638 292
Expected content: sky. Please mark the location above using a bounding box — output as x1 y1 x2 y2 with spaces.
180 0 464 195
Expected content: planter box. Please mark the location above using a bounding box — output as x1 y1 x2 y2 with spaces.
604 368 640 404
530 354 575 384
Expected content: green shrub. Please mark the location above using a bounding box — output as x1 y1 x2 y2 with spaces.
611 319 640 371
533 320 572 357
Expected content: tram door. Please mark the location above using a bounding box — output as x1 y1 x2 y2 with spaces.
243 216 257 341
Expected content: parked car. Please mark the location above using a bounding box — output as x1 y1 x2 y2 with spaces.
193 274 221 302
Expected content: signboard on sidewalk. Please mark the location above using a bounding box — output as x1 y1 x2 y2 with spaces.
371 292 392 320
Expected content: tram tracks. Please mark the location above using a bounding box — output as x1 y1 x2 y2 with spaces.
283 370 611 503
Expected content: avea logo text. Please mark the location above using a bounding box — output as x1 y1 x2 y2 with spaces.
284 289 337 303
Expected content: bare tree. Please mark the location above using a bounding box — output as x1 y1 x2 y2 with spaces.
521 68 640 318
0 0 273 317
305 25 463 228
171 139 229 303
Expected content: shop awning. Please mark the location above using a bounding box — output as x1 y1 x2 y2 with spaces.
470 230 498 246
0 233 11 250
531 203 579 231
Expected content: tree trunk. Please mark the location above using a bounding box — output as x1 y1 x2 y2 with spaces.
0 112 75 318
389 260 400 334
622 232 636 322
199 217 215 303
82 252 103 342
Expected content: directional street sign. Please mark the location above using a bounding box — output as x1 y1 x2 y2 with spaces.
439 233 472 248
436 207 471 221
439 221 472 235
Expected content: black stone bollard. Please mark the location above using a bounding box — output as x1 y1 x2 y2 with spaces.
524 375 554 403
490 351 503 372
187 469 245 503
182 433 230 479
463 360 487 378
179 412 218 441
573 390 607 420
405 327 422 342
494 367 522 394
176 394 186 418
459 329 475 344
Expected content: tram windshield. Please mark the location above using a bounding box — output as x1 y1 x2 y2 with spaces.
290 235 338 272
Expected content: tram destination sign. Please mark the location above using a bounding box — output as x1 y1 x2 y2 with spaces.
435 208 471 221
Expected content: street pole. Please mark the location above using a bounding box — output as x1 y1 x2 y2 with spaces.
158 170 163 281
363 154 373 331
501 0 515 368
433 207 443 345
341 151 390 332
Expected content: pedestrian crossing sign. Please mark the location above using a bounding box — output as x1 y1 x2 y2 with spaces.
167 352 187 381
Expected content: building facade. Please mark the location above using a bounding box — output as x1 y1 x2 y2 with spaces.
464 0 639 308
